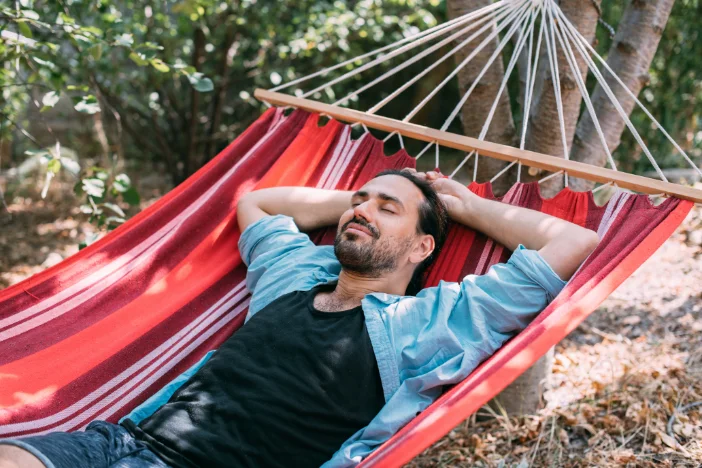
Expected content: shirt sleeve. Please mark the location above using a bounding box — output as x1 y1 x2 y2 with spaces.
392 244 567 377
449 245 566 338
452 244 566 336
237 214 314 294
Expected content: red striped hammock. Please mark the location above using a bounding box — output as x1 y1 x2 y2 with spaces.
0 108 692 466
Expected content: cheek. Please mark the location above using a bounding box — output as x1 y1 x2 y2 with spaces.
338 210 354 232
382 217 413 238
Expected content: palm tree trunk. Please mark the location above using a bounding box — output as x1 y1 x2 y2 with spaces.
569 0 675 191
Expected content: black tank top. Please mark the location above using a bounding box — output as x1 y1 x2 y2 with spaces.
124 283 385 468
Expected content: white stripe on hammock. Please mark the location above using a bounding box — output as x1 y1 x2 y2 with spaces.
0 282 250 434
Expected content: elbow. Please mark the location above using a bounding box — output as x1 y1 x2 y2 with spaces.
577 229 600 261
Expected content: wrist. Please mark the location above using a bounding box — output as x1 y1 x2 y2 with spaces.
455 189 480 226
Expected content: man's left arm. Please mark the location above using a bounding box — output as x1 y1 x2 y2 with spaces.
423 173 599 280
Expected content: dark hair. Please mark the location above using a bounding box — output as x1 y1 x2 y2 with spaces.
373 169 449 296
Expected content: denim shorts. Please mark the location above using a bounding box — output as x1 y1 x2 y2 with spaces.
0 421 170 468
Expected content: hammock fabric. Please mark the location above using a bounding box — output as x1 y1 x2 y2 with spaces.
0 108 692 466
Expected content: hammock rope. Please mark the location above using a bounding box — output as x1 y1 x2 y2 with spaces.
553 4 667 182
303 2 508 100
269 3 487 93
414 0 535 175
265 0 702 194
335 2 513 109
559 8 702 180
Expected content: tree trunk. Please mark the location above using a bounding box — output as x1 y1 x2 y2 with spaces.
524 0 601 197
484 348 554 418
447 0 517 192
569 0 675 191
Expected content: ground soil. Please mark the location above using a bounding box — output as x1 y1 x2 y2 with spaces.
1 178 700 467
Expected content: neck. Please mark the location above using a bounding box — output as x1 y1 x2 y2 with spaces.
333 269 408 303
313 269 410 313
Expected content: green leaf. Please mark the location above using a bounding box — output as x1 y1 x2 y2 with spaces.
103 202 126 217
137 42 164 51
67 84 90 92
150 59 170 73
33 56 57 70
72 34 93 48
81 26 103 37
41 91 60 109
20 9 40 20
79 232 100 250
129 51 151 66
82 178 105 197
123 186 141 206
114 33 134 47
105 216 126 226
88 43 103 60
25 148 50 158
47 158 61 174
74 95 101 114
187 72 214 92
113 173 131 192
18 21 32 39
58 12 75 24
60 157 80 175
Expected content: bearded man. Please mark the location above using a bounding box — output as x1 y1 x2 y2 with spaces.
0 169 599 468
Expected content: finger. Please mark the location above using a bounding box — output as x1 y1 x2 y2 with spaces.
431 177 461 196
401 167 417 174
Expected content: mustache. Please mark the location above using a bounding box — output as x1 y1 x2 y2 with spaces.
341 217 379 238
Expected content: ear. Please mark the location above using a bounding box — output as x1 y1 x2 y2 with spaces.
408 234 435 266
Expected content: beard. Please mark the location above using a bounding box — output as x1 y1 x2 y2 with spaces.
334 218 413 277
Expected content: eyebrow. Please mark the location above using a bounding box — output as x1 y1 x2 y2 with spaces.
352 190 405 209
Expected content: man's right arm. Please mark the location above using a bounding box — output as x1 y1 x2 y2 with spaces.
237 186 353 233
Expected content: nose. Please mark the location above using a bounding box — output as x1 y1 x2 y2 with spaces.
352 201 372 223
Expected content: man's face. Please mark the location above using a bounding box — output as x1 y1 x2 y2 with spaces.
334 175 426 277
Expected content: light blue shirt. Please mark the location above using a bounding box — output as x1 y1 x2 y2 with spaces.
125 214 565 467
239 215 565 467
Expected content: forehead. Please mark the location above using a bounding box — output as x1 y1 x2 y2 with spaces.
359 175 424 206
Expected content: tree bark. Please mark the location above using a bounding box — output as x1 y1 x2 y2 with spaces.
447 0 517 192
524 0 601 197
569 0 675 191
485 348 554 418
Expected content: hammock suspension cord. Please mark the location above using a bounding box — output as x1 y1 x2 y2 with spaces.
263 0 702 198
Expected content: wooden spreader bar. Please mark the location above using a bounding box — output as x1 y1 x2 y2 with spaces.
255 89 702 204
